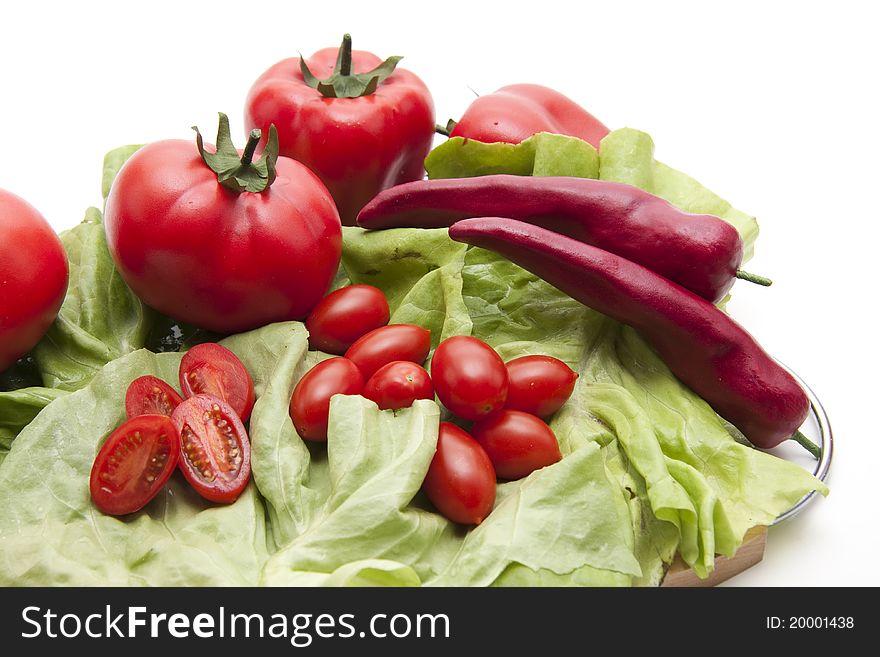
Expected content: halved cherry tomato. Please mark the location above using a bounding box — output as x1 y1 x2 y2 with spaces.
179 343 255 421
363 361 434 410
125 375 184 418
171 395 251 503
471 410 562 480
306 284 391 354
344 324 431 380
290 357 364 442
504 355 578 418
430 336 508 421
90 414 180 516
422 422 496 525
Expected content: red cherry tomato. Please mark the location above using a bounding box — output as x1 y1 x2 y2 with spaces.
179 343 255 422
306 284 390 354
171 395 251 504
344 324 431 380
104 123 342 334
0 189 68 371
289 357 364 442
125 375 183 418
363 361 434 410
90 414 180 516
471 410 562 480
504 355 578 418
430 336 508 421
422 422 496 525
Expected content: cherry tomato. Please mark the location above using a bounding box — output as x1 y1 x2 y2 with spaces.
471 410 562 480
289 357 364 442
504 355 578 418
344 324 431 380
363 361 434 410
171 394 251 503
306 284 390 354
0 189 68 371
179 343 255 422
104 118 342 334
430 336 508 421
125 375 183 418
422 422 496 525
90 414 180 516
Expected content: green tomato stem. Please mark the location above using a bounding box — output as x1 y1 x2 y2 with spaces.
240 129 262 167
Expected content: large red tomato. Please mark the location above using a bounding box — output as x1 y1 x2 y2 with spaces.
244 34 435 225
0 189 68 371
104 114 342 334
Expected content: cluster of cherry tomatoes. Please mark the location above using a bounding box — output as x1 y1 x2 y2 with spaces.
89 343 255 515
292 284 578 525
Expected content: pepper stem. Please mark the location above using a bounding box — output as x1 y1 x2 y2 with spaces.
435 123 451 137
240 129 262 167
791 430 821 460
736 270 773 287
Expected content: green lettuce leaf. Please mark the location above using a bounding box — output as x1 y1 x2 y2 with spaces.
426 132 599 180
339 226 826 582
31 207 156 392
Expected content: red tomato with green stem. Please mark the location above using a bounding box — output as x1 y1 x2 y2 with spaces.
244 34 435 225
0 189 68 371
471 410 562 480
363 361 434 410
90 414 180 516
306 284 390 354
125 375 183 418
179 343 255 422
422 422 496 525
504 355 578 418
289 357 364 442
430 336 508 421
104 113 341 334
172 395 251 504
344 324 431 380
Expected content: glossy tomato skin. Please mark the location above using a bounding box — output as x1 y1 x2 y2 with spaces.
289 357 364 442
363 361 434 410
244 47 435 225
449 84 610 149
125 375 183 418
422 422 496 525
0 190 68 371
471 410 562 480
90 414 180 516
104 140 342 334
430 336 508 421
504 355 578 418
344 324 431 380
172 394 251 504
306 284 390 354
179 343 255 421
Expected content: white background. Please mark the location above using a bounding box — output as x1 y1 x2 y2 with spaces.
1 0 876 585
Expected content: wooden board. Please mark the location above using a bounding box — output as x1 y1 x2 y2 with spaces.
661 526 768 587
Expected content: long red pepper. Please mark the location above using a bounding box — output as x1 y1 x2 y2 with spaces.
448 217 811 452
358 175 747 303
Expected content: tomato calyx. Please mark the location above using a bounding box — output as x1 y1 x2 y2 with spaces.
300 33 402 99
193 112 279 193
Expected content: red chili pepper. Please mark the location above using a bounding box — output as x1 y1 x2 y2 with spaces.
448 217 811 452
446 84 610 149
358 175 745 303
244 34 435 225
